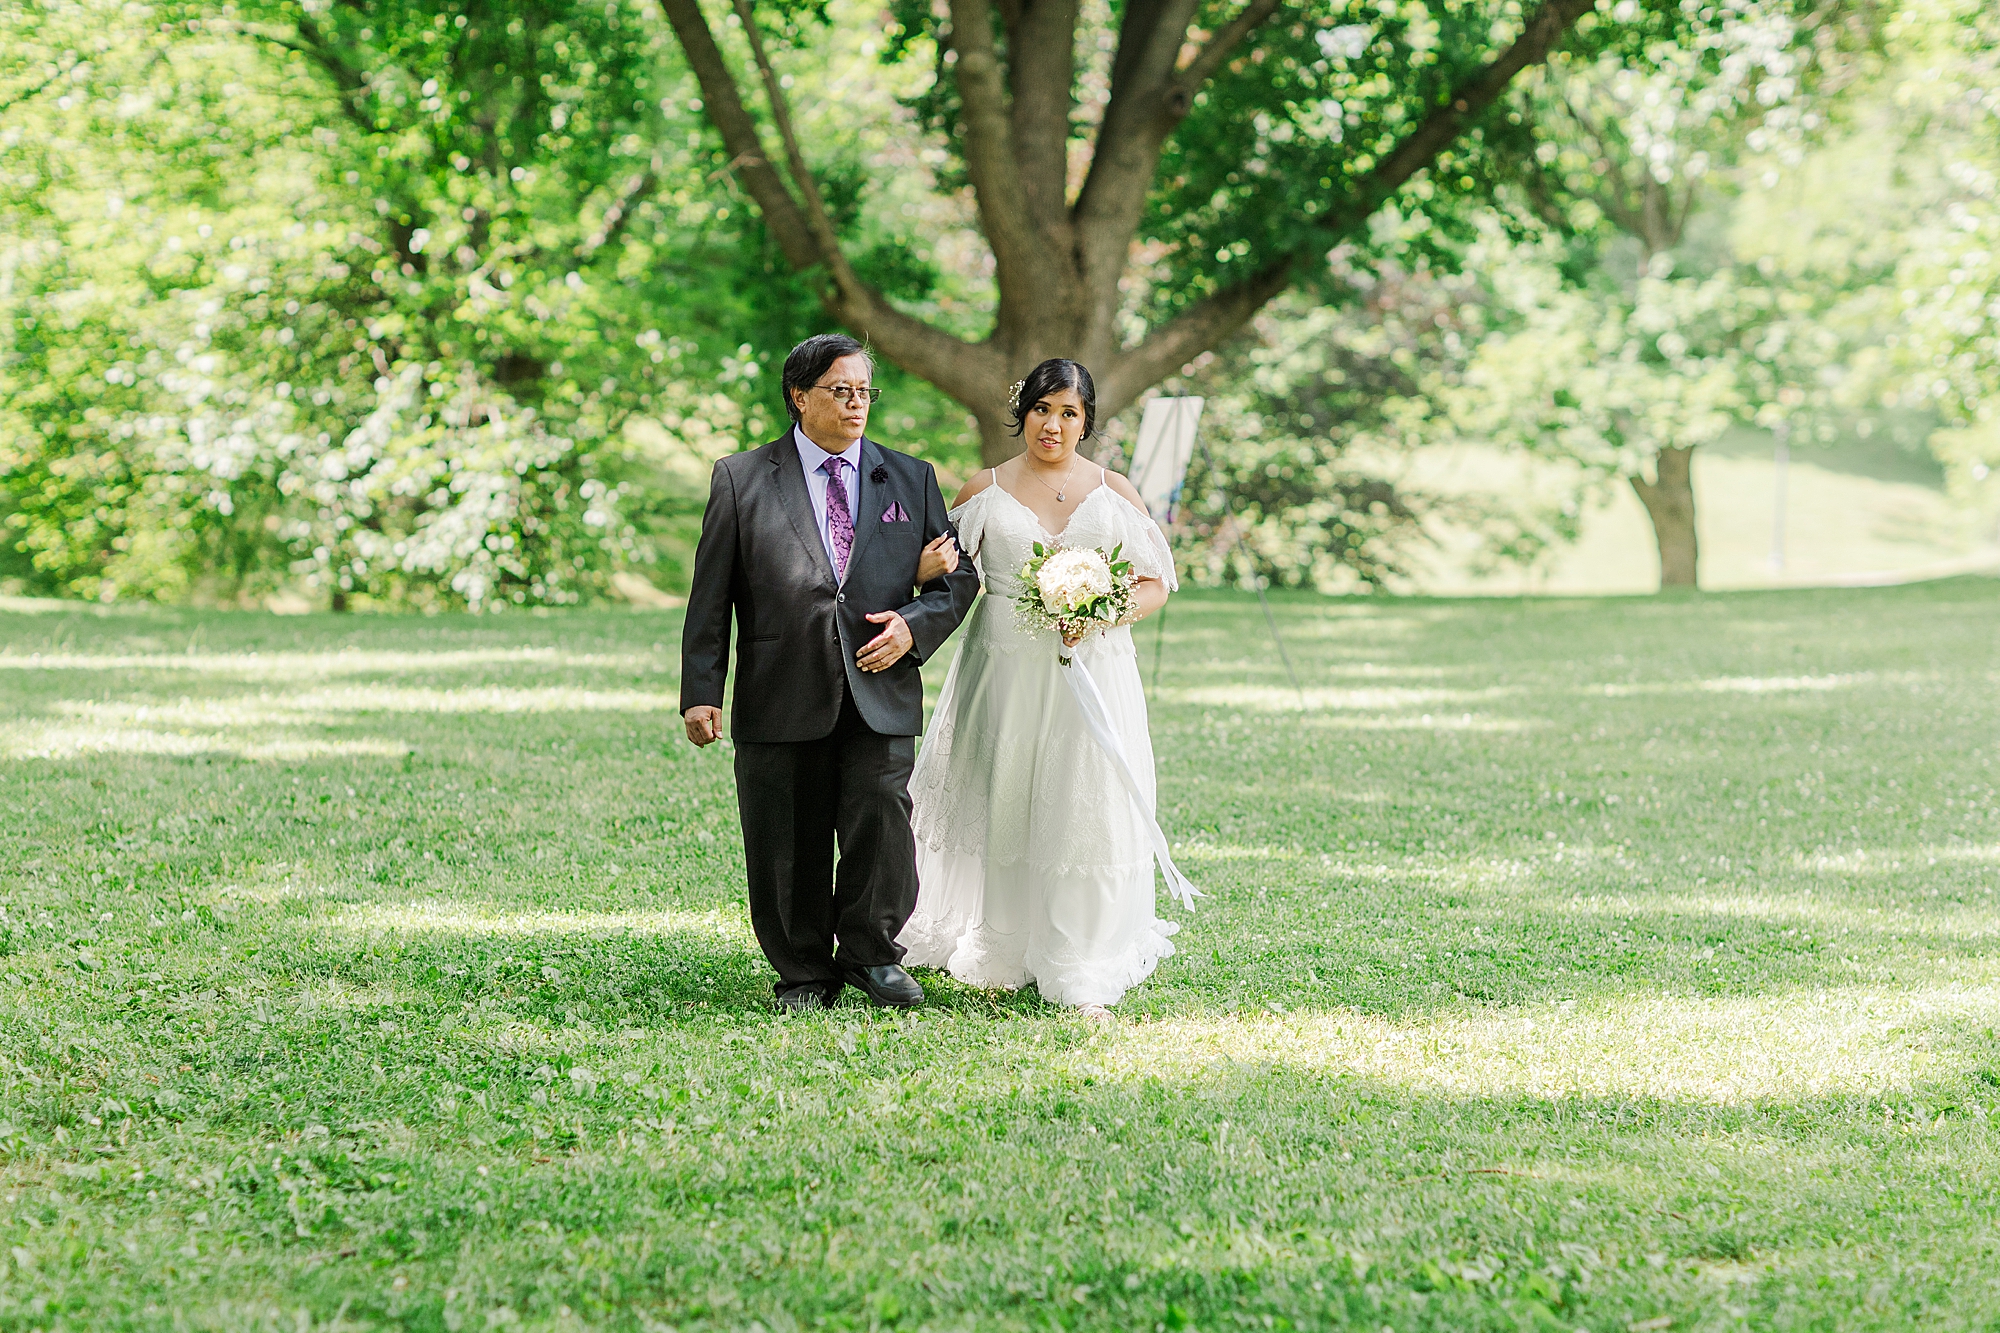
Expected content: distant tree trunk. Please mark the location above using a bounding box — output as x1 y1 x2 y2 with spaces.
1630 447 1699 589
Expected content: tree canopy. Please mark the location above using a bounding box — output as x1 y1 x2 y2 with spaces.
658 0 1755 460
2 0 1993 606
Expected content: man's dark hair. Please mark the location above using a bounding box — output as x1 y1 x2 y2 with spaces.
781 334 874 422
1009 358 1097 439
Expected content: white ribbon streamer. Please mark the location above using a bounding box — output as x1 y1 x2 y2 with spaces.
1059 653 1204 911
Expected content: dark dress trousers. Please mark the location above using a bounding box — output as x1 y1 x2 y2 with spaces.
680 434 979 996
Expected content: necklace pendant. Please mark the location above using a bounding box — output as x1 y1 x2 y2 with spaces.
1056 490 1065 502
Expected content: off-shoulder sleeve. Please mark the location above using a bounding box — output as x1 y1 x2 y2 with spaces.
947 485 998 564
1113 493 1179 591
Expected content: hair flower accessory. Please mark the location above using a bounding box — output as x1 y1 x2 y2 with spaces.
870 464 888 485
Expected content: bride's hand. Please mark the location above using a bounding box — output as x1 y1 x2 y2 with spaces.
1061 627 1087 648
917 534 959 584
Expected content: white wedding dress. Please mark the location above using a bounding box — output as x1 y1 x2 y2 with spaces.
899 475 1182 1006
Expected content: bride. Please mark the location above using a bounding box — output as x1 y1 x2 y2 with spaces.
899 358 1186 1015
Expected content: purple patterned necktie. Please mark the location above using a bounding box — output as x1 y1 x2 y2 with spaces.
820 455 854 580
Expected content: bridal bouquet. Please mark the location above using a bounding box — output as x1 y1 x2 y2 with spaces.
1015 542 1136 663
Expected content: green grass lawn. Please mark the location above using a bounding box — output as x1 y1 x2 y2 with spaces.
1 581 1997 1332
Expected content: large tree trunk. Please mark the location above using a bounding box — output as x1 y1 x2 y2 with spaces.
1630 446 1699 590
656 0 1596 467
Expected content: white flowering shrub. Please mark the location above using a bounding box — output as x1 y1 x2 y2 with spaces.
278 366 630 611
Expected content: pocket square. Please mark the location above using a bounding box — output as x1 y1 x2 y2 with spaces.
881 501 911 523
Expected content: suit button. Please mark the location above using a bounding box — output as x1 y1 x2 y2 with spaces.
837 593 845 602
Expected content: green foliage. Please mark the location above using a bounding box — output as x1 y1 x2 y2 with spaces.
1441 221 1774 471
876 0 1766 326
2 584 2000 1326
1166 279 1461 592
1439 0 1843 476
1123 0 1900 592
0 0 977 609
1863 0 2000 518
1160 258 1638 592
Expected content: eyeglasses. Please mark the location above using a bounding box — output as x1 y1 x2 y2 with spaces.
810 384 881 405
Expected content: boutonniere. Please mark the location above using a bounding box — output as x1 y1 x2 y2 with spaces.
870 464 888 485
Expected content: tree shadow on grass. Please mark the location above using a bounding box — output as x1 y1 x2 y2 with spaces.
1113 821 2000 1023
38 1049 1998 1333
274 903 775 1023
285 897 1071 1025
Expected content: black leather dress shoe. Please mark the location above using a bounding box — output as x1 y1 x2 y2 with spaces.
775 987 830 1013
841 963 924 1008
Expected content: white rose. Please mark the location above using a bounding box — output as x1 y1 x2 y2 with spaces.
1036 548 1113 614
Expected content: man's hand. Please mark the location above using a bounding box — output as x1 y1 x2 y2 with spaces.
916 534 959 584
856 610 914 673
683 705 723 747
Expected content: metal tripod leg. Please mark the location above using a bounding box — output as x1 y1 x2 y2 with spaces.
1253 577 1306 710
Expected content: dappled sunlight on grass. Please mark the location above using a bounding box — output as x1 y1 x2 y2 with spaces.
3 677 681 758
1300 712 1536 731
287 976 430 1015
0 719 412 760
1796 842 2000 874
49 684 677 723
1592 671 1930 696
1159 685 1536 731
1174 840 1317 863
3 585 1998 1330
1550 890 2000 940
1318 662 1467 679
330 900 751 943
0 646 656 677
1929 841 2000 864
1160 683 1512 711
1111 979 2000 1103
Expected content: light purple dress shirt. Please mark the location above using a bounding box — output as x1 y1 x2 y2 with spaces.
793 425 863 577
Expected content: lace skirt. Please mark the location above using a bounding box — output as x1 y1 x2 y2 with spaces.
901 595 1178 1006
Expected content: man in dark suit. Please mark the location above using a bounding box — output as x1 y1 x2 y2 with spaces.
680 334 980 1011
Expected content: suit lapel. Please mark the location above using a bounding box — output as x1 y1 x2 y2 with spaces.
769 435 838 590
844 438 887 578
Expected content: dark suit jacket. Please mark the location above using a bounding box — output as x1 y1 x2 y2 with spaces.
679 433 979 742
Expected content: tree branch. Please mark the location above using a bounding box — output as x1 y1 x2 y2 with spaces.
1106 0 1592 419
0 65 67 118
1098 257 1294 414
1174 0 1286 98
653 0 821 270
726 0 867 296
1005 0 1082 239
578 161 662 259
254 18 438 274
945 0 1048 296
236 16 364 101
1557 92 1649 240
651 0 997 413
1317 0 1597 237
1070 0 1203 336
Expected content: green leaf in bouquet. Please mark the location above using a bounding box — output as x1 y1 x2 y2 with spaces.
1032 541 1046 558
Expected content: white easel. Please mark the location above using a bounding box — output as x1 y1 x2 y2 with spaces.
1127 396 1304 706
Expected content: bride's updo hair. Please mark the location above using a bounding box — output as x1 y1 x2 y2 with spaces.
1008 358 1097 440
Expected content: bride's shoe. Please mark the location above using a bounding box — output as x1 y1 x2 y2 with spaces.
1078 1003 1115 1023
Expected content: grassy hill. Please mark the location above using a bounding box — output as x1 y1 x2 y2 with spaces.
1371 426 2000 595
